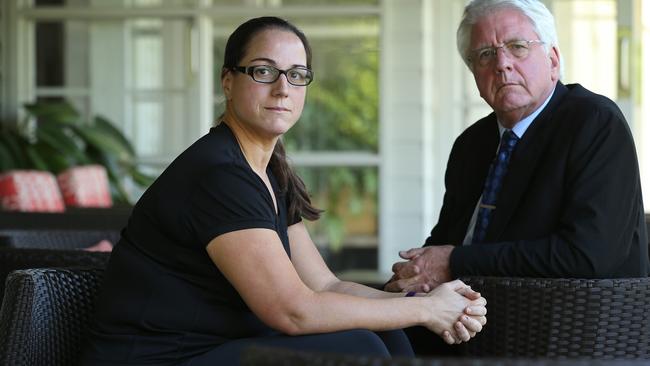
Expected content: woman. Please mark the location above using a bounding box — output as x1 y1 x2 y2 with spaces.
82 17 487 366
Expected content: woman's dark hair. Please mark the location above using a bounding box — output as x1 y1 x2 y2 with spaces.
222 16 312 72
222 16 321 221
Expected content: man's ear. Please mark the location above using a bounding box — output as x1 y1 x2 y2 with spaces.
549 46 561 81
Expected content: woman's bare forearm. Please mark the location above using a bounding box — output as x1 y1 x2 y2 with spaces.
281 290 428 335
324 279 404 299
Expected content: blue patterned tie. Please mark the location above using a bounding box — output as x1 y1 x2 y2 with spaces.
472 130 519 244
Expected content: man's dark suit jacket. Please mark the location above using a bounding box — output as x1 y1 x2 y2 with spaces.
425 82 649 278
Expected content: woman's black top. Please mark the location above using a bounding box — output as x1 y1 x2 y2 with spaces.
83 123 299 364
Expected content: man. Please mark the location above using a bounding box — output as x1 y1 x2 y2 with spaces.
386 0 648 294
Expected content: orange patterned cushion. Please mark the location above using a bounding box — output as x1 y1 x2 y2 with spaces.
0 170 65 212
57 165 113 208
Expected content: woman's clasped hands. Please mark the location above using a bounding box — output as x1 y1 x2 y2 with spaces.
420 279 487 344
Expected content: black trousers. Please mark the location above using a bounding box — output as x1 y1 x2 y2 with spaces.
183 329 414 366
403 326 462 357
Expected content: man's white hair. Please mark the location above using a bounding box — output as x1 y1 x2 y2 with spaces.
456 0 563 77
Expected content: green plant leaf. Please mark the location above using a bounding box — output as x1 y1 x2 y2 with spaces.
0 142 16 171
72 125 133 164
23 144 49 171
86 146 123 176
33 143 71 173
93 115 136 157
103 162 132 204
85 146 133 203
129 166 156 187
24 101 80 125
324 216 345 252
0 131 30 169
36 123 91 166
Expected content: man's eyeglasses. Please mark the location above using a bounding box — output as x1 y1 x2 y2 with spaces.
468 40 545 67
230 65 314 86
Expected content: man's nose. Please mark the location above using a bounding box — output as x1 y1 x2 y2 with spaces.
494 47 513 72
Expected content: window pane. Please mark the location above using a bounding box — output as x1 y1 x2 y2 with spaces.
123 17 191 164
36 21 89 88
288 29 378 152
552 0 617 99
133 100 164 156
296 166 378 270
131 21 164 90
34 14 192 165
36 22 64 87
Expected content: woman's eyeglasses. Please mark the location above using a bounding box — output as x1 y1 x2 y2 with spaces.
230 65 314 86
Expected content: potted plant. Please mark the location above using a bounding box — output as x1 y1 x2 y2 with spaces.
0 100 154 204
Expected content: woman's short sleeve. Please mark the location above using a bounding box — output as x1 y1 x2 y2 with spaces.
189 164 277 247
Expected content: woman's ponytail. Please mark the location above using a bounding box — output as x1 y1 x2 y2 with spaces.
269 139 322 221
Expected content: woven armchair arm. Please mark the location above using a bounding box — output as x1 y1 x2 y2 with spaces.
0 267 104 366
459 276 650 359
0 248 109 306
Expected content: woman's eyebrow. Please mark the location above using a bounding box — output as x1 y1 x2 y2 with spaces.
248 57 306 68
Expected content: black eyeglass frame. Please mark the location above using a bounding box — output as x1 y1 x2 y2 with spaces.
230 65 314 86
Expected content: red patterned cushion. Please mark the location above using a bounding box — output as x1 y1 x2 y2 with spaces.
0 170 65 212
57 165 113 208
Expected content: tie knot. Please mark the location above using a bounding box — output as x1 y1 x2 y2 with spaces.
501 130 519 150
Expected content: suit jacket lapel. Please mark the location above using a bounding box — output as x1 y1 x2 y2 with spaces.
469 120 501 202
485 82 569 242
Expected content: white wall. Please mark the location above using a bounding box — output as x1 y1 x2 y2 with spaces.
379 0 470 273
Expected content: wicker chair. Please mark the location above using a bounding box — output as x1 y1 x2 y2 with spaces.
0 229 120 250
0 207 131 231
0 247 109 306
0 267 103 366
458 277 650 359
241 346 650 366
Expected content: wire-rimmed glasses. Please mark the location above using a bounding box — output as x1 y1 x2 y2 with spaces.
468 40 545 67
